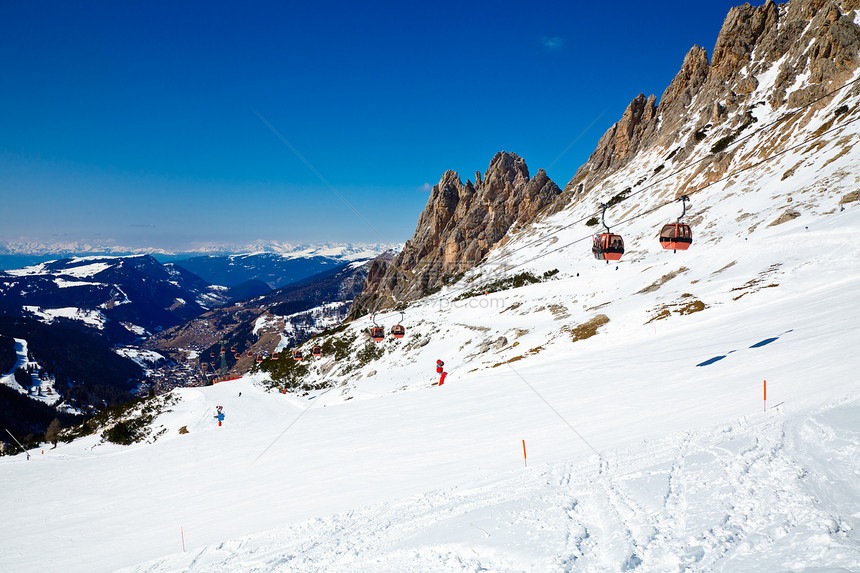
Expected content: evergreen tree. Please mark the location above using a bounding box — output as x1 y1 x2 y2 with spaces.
14 368 30 390
45 418 61 448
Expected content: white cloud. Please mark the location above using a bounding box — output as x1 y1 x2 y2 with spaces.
418 183 432 193
541 36 564 51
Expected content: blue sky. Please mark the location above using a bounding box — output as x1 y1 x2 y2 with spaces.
0 0 761 251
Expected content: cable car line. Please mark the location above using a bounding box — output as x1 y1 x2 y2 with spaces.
495 113 859 276
659 195 693 253
479 76 860 268
591 202 625 263
355 78 858 315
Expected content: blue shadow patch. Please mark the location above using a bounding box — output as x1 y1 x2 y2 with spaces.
750 337 779 348
696 355 727 367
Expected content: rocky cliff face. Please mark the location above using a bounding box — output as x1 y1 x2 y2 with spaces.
351 0 859 317
350 152 561 314
567 0 860 192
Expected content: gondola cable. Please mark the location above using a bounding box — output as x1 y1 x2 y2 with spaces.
467 76 860 268
492 113 860 276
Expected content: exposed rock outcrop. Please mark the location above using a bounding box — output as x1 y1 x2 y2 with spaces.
567 0 860 192
581 93 659 176
353 0 859 319
357 250 397 304
350 152 561 315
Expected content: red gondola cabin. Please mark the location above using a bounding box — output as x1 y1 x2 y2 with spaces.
659 223 693 251
390 324 405 339
369 326 385 342
293 350 303 361
312 346 322 357
592 233 624 262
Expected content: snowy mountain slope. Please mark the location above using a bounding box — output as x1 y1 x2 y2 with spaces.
0 255 226 343
112 57 860 570
2 4 859 571
125 396 860 573
0 337 62 408
0 196 857 571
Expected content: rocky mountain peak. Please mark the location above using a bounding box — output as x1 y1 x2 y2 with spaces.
567 0 860 193
710 1 779 75
661 45 710 111
483 151 530 193
565 92 659 187
349 152 561 315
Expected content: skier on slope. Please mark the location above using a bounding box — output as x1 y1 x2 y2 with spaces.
436 360 447 386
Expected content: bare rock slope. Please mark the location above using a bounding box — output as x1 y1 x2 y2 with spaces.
567 0 860 193
350 152 561 314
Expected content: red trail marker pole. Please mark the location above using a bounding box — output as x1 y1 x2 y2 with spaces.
763 380 767 412
522 439 527 468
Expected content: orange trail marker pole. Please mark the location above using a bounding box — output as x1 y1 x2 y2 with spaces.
522 439 527 468
763 380 767 412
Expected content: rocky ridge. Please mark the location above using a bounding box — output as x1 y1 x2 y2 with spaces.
350 152 561 314
352 0 859 317
566 0 860 193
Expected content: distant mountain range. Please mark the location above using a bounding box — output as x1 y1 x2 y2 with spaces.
0 241 399 265
0 255 233 345
0 250 383 423
172 252 373 289
145 257 376 377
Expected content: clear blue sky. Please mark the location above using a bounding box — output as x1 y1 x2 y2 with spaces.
0 0 760 251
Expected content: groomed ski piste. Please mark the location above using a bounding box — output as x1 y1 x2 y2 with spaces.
2 181 859 572
2 75 860 573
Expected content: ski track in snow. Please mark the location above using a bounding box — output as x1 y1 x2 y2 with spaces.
119 396 860 573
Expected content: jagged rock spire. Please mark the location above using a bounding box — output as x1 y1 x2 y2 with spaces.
566 0 859 193
349 152 561 316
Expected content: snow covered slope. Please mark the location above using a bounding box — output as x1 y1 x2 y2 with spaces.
0 338 64 408
2 7 859 571
0 255 225 343
0 190 858 571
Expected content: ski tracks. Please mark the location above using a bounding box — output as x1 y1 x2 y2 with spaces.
552 435 697 571
126 397 860 572
551 404 860 572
